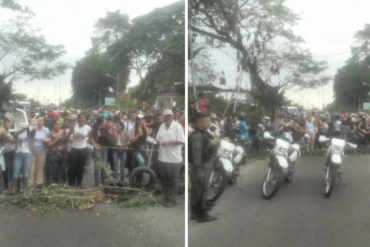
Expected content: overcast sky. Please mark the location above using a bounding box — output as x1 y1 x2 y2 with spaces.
210 0 370 109
3 0 179 104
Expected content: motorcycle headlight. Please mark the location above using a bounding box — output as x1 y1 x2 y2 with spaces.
332 145 343 154
219 150 232 159
274 147 287 156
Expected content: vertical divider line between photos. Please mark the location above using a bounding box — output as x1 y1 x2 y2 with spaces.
184 0 189 246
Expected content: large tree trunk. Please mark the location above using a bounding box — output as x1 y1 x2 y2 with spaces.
242 59 281 119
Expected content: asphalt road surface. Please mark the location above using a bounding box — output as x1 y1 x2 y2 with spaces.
189 154 370 247
0 198 184 247
0 151 185 247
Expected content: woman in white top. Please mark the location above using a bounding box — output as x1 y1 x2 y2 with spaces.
12 126 32 192
68 113 91 187
305 116 316 153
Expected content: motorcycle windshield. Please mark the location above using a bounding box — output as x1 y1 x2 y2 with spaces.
274 138 290 156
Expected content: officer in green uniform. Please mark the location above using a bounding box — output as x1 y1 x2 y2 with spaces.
189 113 218 223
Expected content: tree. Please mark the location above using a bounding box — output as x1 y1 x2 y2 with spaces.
190 0 329 117
333 24 370 110
0 0 68 107
116 1 185 98
71 53 116 108
70 10 133 107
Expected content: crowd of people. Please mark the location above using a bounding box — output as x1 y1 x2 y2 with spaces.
192 111 370 153
0 107 185 207
189 109 370 222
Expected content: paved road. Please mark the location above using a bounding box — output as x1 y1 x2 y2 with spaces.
0 150 184 247
189 154 370 247
0 196 184 247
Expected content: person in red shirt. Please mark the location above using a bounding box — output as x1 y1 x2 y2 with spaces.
198 92 208 113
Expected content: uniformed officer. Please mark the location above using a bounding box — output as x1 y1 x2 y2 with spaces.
189 113 218 223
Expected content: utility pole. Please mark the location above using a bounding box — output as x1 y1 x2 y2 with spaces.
359 95 361 112
189 18 199 112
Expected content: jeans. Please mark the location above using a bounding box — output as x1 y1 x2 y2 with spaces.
49 150 67 183
113 149 127 182
94 148 108 186
13 152 31 188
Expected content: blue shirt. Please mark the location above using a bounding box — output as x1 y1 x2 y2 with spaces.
238 121 249 139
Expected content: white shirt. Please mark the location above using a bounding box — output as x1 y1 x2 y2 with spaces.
125 120 136 139
334 120 341 132
71 125 91 149
16 130 31 154
156 121 185 163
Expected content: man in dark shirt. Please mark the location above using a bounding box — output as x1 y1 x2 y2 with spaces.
189 113 218 223
151 113 163 178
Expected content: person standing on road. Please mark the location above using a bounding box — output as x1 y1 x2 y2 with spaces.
305 116 316 153
12 126 32 192
150 113 164 178
113 122 129 184
90 117 111 186
125 111 137 172
129 115 148 171
1 118 16 191
29 117 49 186
238 114 249 140
68 113 91 187
156 109 185 207
45 121 68 183
189 113 218 222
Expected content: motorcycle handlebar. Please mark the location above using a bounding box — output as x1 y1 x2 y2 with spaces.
346 142 357 149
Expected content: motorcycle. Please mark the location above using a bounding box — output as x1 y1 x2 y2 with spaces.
318 135 357 197
261 131 301 199
234 135 251 164
207 138 244 202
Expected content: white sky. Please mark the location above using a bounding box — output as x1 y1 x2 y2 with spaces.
210 0 370 109
4 0 179 104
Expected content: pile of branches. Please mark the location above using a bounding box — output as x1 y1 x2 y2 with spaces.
0 184 158 212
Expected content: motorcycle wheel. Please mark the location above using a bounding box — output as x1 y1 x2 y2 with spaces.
228 171 238 186
285 162 295 183
324 166 336 198
261 166 281 199
207 167 228 203
129 167 157 192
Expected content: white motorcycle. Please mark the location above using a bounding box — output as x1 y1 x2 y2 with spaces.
318 135 357 198
207 139 244 203
261 131 301 199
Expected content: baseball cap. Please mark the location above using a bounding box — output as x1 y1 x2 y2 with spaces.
163 109 174 116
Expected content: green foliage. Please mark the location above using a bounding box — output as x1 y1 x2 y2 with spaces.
115 193 158 209
333 24 370 110
190 0 328 117
0 184 104 212
205 94 228 115
0 184 158 212
0 0 29 12
0 1 67 107
71 53 116 108
121 1 185 98
0 15 68 83
70 1 185 107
